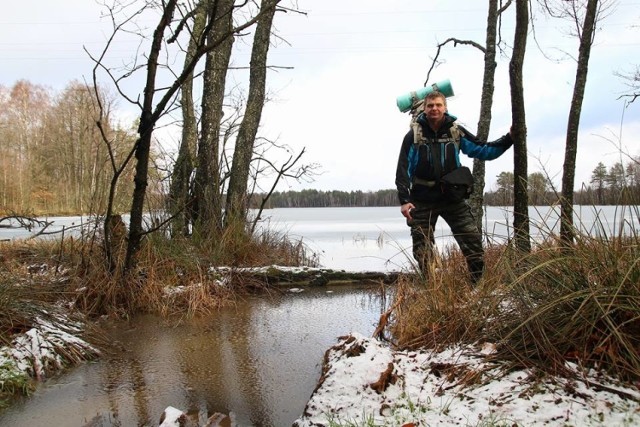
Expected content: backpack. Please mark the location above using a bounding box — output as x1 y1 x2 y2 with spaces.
407 100 472 200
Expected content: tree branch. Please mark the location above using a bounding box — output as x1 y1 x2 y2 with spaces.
424 38 486 86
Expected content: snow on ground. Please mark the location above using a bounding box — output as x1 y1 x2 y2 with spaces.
0 317 99 384
292 333 640 427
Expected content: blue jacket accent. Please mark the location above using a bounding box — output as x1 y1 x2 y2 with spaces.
395 113 513 204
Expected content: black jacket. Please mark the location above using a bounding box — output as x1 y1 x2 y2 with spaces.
395 113 513 204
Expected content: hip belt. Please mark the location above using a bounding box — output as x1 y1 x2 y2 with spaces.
413 177 437 187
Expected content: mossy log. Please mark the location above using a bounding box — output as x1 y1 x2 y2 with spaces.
215 266 402 287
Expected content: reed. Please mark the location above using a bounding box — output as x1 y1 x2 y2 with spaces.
0 218 319 319
391 206 640 382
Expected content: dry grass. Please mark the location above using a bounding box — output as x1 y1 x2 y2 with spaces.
1 219 319 325
390 228 640 382
0 240 76 342
192 217 320 268
390 245 500 351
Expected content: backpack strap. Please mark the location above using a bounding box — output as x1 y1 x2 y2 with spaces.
411 120 426 146
409 101 426 146
449 121 462 148
412 118 462 148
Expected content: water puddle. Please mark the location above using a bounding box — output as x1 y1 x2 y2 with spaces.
0 285 388 427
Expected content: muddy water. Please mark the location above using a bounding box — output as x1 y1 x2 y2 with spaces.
0 285 388 427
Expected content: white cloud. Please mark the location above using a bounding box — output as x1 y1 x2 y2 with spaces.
3 0 639 193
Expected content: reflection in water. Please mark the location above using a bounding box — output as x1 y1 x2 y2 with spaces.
0 285 388 427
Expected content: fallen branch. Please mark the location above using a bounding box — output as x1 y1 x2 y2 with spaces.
0 215 52 231
214 266 402 287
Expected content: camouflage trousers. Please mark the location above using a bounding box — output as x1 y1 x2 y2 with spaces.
407 199 484 283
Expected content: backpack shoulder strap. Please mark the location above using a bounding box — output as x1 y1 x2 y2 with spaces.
449 121 462 147
410 103 426 146
411 120 425 146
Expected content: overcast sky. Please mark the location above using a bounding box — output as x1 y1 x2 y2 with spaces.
2 0 639 193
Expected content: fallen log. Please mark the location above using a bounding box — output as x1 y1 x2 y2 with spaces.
213 266 403 287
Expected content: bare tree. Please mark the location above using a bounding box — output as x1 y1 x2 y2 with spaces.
618 65 640 105
542 0 605 243
192 0 236 239
510 0 531 252
425 1 513 231
88 1 278 271
168 0 209 237
0 81 50 211
0 80 134 218
225 0 280 228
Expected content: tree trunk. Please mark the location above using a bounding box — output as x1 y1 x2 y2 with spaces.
193 0 235 239
169 0 208 238
225 0 279 228
560 0 599 244
509 0 531 252
469 0 501 231
125 1 178 271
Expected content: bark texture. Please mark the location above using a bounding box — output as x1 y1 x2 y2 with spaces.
560 0 599 243
193 0 235 238
469 0 501 230
225 0 279 227
126 0 179 270
169 0 208 237
509 0 531 252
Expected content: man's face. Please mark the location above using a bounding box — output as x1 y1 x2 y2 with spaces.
424 96 446 122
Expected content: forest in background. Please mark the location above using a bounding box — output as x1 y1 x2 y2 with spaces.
0 81 640 215
251 162 640 209
0 80 147 215
1 80 638 215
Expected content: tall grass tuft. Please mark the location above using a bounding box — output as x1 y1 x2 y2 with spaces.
487 232 640 381
391 246 491 351
0 240 103 404
391 206 640 382
72 218 319 317
0 240 78 342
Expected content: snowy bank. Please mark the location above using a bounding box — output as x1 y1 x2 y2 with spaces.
0 316 100 387
292 333 640 427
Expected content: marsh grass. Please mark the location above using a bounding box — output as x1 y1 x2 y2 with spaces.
1 219 318 320
0 240 106 405
0 241 75 341
0 222 317 403
391 206 640 382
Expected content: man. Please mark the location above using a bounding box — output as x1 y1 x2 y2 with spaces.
395 91 513 283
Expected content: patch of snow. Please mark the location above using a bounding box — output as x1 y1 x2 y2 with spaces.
212 265 322 274
159 406 236 427
1 316 99 382
293 333 640 427
158 406 186 427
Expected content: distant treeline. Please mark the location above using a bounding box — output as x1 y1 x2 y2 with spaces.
251 189 399 208
252 184 639 209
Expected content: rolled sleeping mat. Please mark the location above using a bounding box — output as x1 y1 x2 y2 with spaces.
396 79 454 112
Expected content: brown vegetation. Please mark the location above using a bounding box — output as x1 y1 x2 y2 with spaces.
390 224 640 383
0 221 320 408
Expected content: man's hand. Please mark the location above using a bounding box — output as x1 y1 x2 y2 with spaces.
401 202 415 220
